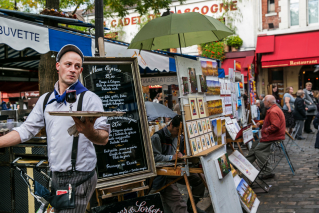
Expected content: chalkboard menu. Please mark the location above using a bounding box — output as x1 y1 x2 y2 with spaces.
82 57 156 188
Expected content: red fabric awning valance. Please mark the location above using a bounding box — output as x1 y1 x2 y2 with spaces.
260 31 319 68
0 82 39 93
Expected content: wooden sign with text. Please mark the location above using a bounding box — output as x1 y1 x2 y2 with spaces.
82 57 156 188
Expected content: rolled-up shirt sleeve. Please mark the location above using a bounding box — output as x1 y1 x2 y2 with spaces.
85 92 111 134
13 94 46 143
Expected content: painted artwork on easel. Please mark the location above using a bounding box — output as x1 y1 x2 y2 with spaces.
205 133 212 148
211 119 218 144
192 121 199 137
206 118 211 131
197 120 204 135
186 121 195 138
206 61 218 76
216 119 222 145
190 138 198 155
197 97 207 118
207 99 223 116
196 137 203 152
182 77 189 95
201 135 207 150
209 132 216 146
199 75 207 92
207 80 221 96
236 178 257 211
215 153 232 179
201 61 208 76
188 68 198 93
202 119 207 133
189 97 199 119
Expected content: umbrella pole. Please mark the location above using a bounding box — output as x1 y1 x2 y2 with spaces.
178 33 183 55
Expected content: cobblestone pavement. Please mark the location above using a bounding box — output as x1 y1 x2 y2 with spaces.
256 128 319 213
176 128 319 213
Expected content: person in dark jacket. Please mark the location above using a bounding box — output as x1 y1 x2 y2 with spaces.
303 82 318 133
313 113 319 176
150 115 205 213
293 90 308 140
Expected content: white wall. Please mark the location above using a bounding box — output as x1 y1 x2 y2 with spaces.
101 0 257 55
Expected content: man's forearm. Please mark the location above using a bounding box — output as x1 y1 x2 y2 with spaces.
0 131 22 148
85 129 109 145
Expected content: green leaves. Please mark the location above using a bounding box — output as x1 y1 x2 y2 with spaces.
201 41 225 61
226 35 243 49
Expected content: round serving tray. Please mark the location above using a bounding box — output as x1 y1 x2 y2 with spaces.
48 111 125 117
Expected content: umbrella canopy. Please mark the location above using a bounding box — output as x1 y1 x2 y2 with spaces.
128 12 233 51
145 101 177 121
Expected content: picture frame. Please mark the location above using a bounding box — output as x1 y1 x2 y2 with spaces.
189 138 198 155
82 57 156 188
197 97 207 118
196 136 203 153
192 121 199 137
205 133 212 148
186 121 195 138
206 118 211 132
189 97 199 119
209 131 216 146
202 119 207 133
201 135 207 151
197 120 204 135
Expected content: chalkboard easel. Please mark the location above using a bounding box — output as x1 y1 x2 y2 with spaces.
81 57 156 188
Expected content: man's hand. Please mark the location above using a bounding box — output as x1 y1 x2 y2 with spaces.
71 117 109 145
256 122 261 127
72 117 98 137
288 109 291 113
172 152 183 160
306 107 308 111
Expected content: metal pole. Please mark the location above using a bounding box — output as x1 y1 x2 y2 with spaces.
95 0 104 57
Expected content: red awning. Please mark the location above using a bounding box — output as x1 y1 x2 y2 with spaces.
0 82 39 93
256 35 275 53
260 31 319 68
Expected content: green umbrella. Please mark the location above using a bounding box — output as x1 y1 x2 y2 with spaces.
128 12 233 51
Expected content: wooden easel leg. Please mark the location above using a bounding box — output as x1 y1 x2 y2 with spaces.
95 189 102 206
138 182 145 197
154 176 184 193
197 173 208 190
184 173 197 213
228 142 235 152
237 142 244 155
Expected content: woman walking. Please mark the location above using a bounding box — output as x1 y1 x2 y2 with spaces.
293 90 307 140
283 86 295 133
303 82 318 134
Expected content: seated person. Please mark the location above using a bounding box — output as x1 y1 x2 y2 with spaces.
246 95 286 180
150 115 205 213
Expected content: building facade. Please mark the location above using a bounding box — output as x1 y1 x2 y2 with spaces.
103 0 258 55
256 0 319 98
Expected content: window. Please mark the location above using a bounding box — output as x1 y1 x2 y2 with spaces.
268 0 275 13
308 0 319 24
290 0 299 26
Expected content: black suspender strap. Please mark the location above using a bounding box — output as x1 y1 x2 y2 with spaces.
43 92 53 113
71 91 87 172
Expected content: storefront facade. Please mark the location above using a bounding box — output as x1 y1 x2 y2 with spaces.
256 0 319 96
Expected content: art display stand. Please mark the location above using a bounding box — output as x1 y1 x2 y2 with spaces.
174 56 243 213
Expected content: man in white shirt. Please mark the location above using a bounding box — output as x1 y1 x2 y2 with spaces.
0 45 110 213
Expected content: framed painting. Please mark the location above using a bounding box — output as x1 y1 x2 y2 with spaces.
189 97 199 119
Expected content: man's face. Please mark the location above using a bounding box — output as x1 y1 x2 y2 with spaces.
306 84 312 91
56 51 83 86
264 99 270 108
170 125 180 138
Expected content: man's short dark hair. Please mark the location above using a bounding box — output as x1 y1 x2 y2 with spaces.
171 115 182 128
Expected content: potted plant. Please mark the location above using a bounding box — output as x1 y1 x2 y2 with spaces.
226 35 243 51
201 41 226 61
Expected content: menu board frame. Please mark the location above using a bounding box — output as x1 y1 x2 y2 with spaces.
81 57 156 188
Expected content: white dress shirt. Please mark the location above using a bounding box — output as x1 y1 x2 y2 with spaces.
14 81 110 172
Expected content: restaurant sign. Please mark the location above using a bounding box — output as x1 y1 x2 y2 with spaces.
262 57 319 68
141 76 178 86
